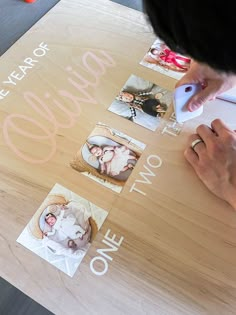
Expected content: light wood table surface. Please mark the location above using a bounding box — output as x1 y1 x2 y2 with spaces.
1 1 236 314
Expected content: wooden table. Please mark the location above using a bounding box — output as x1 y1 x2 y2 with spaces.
1 1 236 314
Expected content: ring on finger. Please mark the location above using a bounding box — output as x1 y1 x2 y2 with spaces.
191 138 204 151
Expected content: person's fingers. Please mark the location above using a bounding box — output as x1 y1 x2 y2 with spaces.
191 139 206 156
175 72 199 88
175 60 205 88
187 133 198 146
196 124 216 146
211 119 232 136
184 147 199 169
186 86 217 111
188 134 206 156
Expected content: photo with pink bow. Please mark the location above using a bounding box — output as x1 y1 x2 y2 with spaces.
140 38 191 80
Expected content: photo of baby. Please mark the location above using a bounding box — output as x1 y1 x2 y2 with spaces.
17 183 108 277
108 74 172 131
70 123 146 193
140 38 191 80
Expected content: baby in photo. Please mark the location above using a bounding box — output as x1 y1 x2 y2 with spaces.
88 143 137 176
71 123 145 193
108 74 172 131
140 38 191 80
44 204 89 243
117 90 168 118
17 183 108 277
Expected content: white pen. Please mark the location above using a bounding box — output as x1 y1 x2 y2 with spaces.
217 94 236 104
216 88 236 104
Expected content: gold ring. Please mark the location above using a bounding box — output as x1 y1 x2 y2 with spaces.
191 139 204 150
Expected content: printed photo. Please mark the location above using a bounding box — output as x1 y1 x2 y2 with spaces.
70 123 145 193
17 183 108 277
140 38 191 80
108 74 172 131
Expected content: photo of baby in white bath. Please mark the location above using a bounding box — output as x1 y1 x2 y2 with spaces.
17 183 108 277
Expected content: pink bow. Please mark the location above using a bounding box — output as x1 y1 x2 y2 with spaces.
159 48 190 70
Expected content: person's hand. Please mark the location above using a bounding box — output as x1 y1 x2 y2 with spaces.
176 61 236 112
184 119 236 209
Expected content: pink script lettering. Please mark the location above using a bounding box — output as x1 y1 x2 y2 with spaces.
2 50 116 164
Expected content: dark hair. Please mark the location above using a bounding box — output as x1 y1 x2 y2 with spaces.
143 0 235 73
88 144 99 153
45 213 56 222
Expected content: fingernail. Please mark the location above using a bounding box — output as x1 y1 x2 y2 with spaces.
189 104 199 112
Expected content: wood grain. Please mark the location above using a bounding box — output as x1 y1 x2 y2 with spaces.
1 1 236 314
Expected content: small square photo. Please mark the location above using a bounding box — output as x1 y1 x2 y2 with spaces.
17 183 108 277
140 38 191 80
108 74 172 131
70 123 146 193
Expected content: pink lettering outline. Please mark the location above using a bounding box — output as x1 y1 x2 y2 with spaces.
3 114 56 164
2 50 116 164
